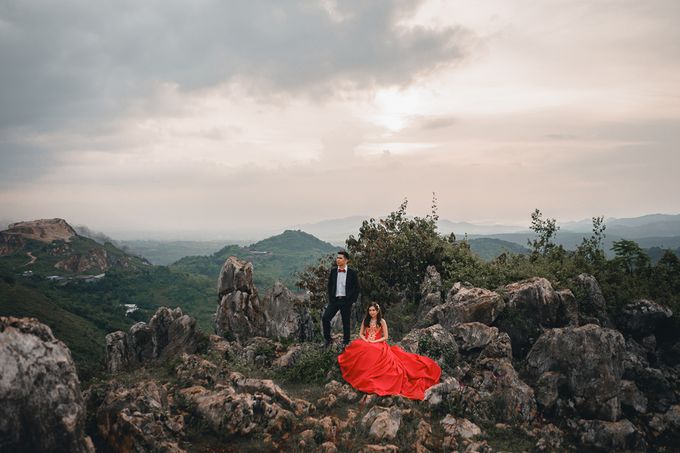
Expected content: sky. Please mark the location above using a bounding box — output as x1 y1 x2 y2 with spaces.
1 0 679 239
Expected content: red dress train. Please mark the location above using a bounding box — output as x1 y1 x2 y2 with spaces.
337 324 441 400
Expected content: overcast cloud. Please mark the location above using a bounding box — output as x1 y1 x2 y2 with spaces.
1 0 679 238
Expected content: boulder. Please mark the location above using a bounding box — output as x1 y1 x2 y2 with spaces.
0 317 94 453
262 281 316 341
398 323 459 366
417 265 443 318
649 404 680 437
525 324 626 421
616 299 673 338
214 257 266 340
440 415 481 440
576 419 641 451
573 273 613 327
494 277 571 358
105 307 202 372
179 384 295 437
450 322 512 361
422 284 505 329
96 380 184 452
362 406 402 441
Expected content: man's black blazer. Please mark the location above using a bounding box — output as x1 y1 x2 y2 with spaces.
327 267 360 304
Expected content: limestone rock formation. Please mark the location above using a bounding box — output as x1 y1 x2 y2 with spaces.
262 281 316 341
105 307 202 372
96 380 185 452
417 265 443 318
616 299 673 338
420 283 506 329
494 277 576 358
54 248 109 273
0 317 94 452
362 406 402 440
0 218 77 255
525 324 626 421
573 273 613 327
214 256 266 340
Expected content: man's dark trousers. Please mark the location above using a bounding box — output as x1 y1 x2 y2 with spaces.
323 266 360 345
322 297 353 344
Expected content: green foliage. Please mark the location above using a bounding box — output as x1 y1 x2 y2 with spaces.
346 197 468 303
417 333 459 374
276 347 337 385
528 209 560 256
171 230 337 289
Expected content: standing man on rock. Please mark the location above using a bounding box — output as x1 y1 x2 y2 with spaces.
322 251 360 349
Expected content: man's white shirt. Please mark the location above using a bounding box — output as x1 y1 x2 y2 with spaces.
335 267 347 297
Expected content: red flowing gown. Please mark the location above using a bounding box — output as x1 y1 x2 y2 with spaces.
337 323 442 400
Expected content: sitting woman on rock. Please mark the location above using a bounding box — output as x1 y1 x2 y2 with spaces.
337 302 441 400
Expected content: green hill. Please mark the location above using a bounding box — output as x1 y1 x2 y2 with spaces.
171 230 338 289
0 266 215 381
468 238 530 261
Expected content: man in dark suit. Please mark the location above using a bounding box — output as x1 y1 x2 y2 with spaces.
322 250 360 348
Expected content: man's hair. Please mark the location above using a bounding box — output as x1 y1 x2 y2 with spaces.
337 250 350 260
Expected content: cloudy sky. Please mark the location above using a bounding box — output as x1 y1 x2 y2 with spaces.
1 0 679 238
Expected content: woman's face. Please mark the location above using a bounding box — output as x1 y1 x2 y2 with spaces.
368 306 378 318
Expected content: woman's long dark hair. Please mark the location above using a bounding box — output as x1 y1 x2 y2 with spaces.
362 302 383 328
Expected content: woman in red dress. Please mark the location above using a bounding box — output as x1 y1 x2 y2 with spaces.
337 302 442 400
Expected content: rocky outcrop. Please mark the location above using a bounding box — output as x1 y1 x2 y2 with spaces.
525 324 626 421
398 323 459 364
262 281 316 341
54 248 109 273
417 265 443 318
494 277 576 358
0 219 77 254
421 283 506 329
573 273 613 327
0 317 94 452
420 321 536 425
616 299 673 338
575 419 642 451
214 256 319 343
105 307 202 372
362 406 402 440
214 257 266 340
96 380 185 452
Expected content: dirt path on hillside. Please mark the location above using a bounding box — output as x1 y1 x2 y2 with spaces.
23 251 37 266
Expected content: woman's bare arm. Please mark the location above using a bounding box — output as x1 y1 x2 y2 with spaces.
359 322 367 341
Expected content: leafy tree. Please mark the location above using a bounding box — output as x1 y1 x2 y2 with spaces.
345 197 455 303
611 239 651 276
528 209 560 256
575 216 607 273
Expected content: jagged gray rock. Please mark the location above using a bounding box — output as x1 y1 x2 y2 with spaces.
421 283 506 329
616 299 673 338
105 307 201 372
494 277 576 358
573 273 613 327
262 281 316 341
214 256 266 340
525 324 626 421
362 406 402 440
576 419 641 451
417 265 443 318
0 317 94 452
398 323 459 360
96 380 185 452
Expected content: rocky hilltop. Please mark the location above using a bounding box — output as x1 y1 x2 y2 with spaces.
0 218 148 274
2 256 680 452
